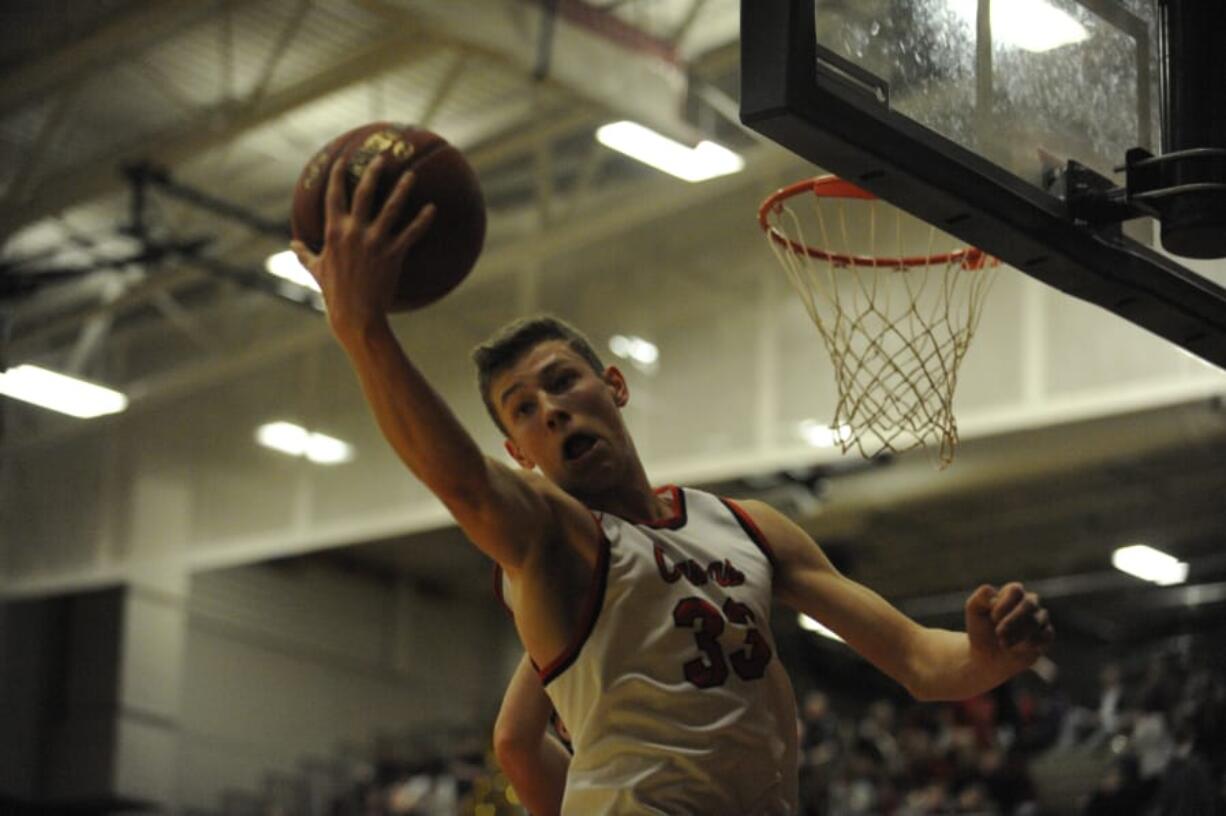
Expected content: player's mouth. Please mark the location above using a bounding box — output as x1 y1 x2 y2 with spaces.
562 432 601 462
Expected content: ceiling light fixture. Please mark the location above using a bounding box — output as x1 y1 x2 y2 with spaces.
798 419 851 448
265 250 320 292
596 121 744 183
608 334 659 365
0 364 128 418
256 421 354 465
1111 544 1188 586
798 613 844 642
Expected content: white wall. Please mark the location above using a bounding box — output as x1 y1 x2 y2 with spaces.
176 560 516 812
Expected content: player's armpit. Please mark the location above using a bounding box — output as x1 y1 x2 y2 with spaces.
448 462 598 574
736 500 930 698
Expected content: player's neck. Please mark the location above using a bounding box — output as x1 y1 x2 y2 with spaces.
579 465 671 524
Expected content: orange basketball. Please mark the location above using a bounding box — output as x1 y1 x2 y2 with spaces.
291 123 486 311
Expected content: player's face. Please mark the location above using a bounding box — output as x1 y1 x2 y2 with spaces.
492 340 632 492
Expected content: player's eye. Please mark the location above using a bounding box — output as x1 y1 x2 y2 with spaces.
550 371 577 391
514 400 535 418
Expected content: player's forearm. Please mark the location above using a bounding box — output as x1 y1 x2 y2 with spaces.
337 318 489 502
907 627 1017 702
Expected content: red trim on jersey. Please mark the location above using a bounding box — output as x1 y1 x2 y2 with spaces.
636 484 688 529
720 498 779 569
539 516 612 686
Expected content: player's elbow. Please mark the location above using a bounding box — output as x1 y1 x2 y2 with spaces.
492 709 536 764
493 726 534 774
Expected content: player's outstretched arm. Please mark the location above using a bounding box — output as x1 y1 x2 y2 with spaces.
291 156 562 570
494 654 570 816
741 500 1054 702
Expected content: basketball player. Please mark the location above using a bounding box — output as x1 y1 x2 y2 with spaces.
290 156 1055 815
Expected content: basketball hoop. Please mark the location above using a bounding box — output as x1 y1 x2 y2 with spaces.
759 176 999 467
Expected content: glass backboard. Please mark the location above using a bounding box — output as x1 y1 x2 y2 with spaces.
741 0 1226 369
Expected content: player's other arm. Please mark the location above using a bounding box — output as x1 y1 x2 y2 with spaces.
291 156 559 569
742 500 1054 702
494 653 569 816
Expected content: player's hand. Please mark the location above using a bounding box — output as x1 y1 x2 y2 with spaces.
290 153 436 339
964 582 1054 674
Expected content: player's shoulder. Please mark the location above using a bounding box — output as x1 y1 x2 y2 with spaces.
721 497 813 555
723 496 788 526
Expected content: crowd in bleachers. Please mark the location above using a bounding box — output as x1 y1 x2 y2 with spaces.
797 649 1226 815
325 731 519 816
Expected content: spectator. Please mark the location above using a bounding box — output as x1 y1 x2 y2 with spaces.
1083 755 1145 816
1153 716 1215 816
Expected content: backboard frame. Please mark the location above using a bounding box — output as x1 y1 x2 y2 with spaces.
740 0 1226 369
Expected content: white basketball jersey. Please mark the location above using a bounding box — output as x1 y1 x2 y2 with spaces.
500 486 799 815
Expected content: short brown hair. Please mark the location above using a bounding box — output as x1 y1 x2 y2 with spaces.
472 315 606 434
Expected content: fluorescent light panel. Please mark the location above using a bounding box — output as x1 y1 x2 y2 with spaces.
798 614 844 642
256 421 354 465
1112 544 1188 586
0 364 128 418
608 334 659 365
265 250 320 292
798 420 851 448
596 121 743 183
948 0 1089 52
305 432 353 465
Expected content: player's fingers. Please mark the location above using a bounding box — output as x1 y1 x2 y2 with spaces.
372 170 417 237
965 584 998 616
391 202 437 256
1038 615 1056 646
996 592 1040 643
324 155 349 221
1030 608 1055 644
351 154 385 222
990 583 1025 624
289 240 318 274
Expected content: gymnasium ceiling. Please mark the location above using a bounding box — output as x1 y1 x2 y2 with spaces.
2 0 1225 648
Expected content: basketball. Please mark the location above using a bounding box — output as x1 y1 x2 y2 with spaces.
291 122 486 311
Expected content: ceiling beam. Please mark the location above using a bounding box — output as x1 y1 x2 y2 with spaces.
0 0 260 115
0 35 442 239
361 0 698 142
4 99 597 361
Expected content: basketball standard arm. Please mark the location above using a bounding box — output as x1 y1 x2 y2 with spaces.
738 500 1054 702
290 156 558 570
494 653 570 816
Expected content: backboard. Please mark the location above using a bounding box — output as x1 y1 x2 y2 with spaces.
741 0 1226 369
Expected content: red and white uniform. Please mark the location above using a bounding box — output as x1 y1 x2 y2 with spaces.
499 486 799 815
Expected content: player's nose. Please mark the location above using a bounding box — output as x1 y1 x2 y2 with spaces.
543 397 569 430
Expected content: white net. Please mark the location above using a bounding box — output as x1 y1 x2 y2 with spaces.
761 178 998 467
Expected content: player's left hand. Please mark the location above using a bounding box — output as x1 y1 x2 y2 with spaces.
965 582 1054 673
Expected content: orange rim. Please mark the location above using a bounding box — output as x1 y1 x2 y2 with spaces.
758 175 990 269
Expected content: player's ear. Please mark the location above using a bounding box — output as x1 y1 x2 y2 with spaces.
504 438 536 470
604 365 629 408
